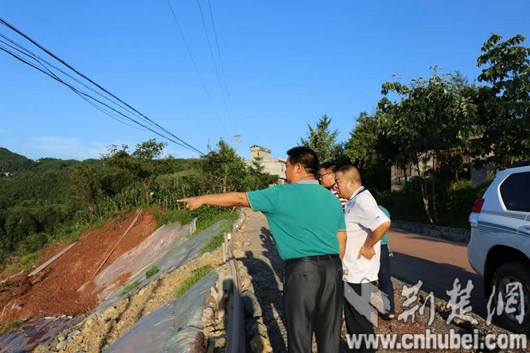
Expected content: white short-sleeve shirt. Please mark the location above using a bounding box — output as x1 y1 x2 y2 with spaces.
343 186 390 283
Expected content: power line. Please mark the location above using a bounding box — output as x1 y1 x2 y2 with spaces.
206 0 237 131
165 0 229 136
195 0 233 131
0 33 147 127
0 17 204 155
0 41 199 150
0 39 133 129
0 43 194 143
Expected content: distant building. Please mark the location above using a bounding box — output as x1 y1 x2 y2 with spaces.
247 145 286 183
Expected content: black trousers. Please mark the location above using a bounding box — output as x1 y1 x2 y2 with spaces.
283 257 343 353
344 281 376 353
378 244 395 315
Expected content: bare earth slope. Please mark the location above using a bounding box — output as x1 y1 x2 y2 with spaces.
0 211 158 326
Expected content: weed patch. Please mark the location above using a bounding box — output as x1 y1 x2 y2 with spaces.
0 319 25 336
120 280 139 297
145 265 159 279
175 265 212 298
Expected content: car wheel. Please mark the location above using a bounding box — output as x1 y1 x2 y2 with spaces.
491 262 530 334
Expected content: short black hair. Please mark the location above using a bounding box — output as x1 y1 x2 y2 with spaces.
319 161 337 172
287 146 319 176
336 164 362 183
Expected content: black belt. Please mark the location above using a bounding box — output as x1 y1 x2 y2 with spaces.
285 254 339 264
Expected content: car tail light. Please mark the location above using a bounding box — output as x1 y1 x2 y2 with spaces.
472 198 485 213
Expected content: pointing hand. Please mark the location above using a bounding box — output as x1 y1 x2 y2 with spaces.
177 197 204 211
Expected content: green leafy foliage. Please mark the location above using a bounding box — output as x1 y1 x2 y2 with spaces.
120 280 139 297
0 319 26 336
474 34 530 169
300 115 342 163
445 181 489 228
103 139 173 206
200 140 277 193
145 265 160 279
200 140 248 193
377 69 477 223
199 209 239 253
0 148 34 173
378 179 486 229
174 265 212 298
0 138 273 266
343 112 391 194
151 208 194 228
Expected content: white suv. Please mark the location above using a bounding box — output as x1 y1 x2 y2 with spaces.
468 165 530 334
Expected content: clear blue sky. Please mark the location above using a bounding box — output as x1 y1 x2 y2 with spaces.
1 0 529 160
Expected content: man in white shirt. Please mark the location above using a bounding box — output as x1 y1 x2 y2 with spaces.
335 165 391 352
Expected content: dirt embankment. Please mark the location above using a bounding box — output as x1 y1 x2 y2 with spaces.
0 211 158 326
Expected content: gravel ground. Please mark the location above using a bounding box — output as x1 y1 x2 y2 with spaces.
33 248 225 353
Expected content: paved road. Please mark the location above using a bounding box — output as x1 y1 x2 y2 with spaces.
388 228 488 318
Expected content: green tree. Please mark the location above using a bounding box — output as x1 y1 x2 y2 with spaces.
242 157 279 190
378 69 475 224
343 112 391 193
153 170 205 209
4 207 38 251
70 163 101 204
344 112 381 169
300 115 341 163
474 33 530 169
103 139 172 207
199 140 248 193
199 140 277 193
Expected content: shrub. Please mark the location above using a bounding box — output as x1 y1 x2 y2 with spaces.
22 233 48 253
193 207 238 232
151 208 193 228
444 180 487 228
3 208 38 250
145 265 160 279
378 178 489 229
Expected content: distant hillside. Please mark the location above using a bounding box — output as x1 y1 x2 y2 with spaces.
0 147 35 173
0 141 270 266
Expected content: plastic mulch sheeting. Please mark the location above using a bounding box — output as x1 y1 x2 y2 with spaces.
104 271 217 353
94 220 196 301
95 219 227 312
0 316 82 353
0 217 233 353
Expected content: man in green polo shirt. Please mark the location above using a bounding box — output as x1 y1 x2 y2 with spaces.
179 146 346 353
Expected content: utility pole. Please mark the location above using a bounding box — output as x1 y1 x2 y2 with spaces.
234 134 242 155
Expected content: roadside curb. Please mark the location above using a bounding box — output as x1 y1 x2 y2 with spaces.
391 220 470 244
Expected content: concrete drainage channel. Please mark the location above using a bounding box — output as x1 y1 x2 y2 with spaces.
0 211 251 353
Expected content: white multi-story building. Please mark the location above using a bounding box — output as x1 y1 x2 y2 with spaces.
247 145 286 183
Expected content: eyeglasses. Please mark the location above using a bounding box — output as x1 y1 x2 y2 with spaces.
319 172 333 180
